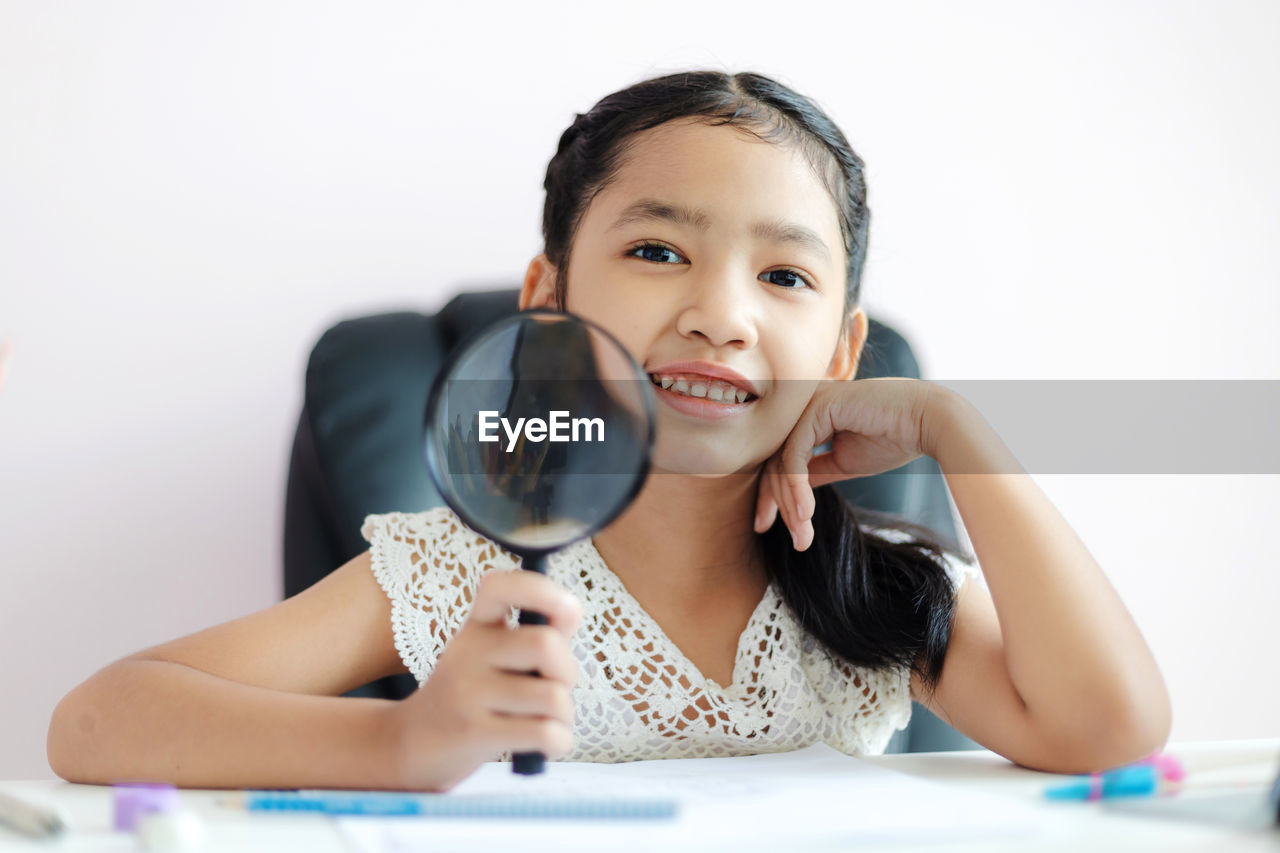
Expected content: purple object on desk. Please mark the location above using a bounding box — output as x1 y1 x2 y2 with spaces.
113 783 180 831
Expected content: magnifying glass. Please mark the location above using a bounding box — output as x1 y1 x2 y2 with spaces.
423 309 655 775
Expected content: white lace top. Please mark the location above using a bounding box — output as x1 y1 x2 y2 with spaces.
363 507 978 763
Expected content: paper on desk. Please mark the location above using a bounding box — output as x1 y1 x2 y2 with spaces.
339 744 1042 853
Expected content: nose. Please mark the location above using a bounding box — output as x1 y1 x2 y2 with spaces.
674 262 759 350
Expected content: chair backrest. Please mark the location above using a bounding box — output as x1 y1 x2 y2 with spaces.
283 287 975 752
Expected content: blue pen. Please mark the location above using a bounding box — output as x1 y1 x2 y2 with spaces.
1045 765 1161 801
227 791 678 820
243 793 423 816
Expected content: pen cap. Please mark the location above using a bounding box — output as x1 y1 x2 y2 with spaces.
1149 752 1186 783
114 783 181 832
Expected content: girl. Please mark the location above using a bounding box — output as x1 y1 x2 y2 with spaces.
47 71 1170 792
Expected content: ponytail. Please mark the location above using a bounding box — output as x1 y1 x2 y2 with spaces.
760 485 964 690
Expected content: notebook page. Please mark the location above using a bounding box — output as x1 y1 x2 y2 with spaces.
339 744 1044 852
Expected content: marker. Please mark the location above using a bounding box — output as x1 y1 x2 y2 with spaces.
1045 752 1186 801
224 791 678 820
1045 764 1163 800
0 790 67 839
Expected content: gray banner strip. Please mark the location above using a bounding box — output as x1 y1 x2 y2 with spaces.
434 380 1280 474
931 380 1279 474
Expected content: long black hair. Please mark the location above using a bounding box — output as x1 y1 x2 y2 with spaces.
541 70 965 690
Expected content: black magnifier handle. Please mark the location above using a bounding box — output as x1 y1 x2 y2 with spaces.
512 552 549 776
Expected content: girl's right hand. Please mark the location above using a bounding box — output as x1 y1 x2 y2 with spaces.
387 569 583 791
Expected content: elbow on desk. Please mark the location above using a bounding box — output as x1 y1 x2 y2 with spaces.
47 682 121 785
1018 688 1173 774
1080 669 1173 771
47 689 91 783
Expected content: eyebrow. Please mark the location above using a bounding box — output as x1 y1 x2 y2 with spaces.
608 198 832 262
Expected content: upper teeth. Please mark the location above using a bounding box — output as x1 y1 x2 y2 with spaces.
651 374 751 404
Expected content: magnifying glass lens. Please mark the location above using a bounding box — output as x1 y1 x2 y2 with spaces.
424 310 653 555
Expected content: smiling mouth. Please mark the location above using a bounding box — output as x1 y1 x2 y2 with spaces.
647 373 757 405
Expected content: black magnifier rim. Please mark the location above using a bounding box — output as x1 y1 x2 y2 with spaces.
422 308 656 557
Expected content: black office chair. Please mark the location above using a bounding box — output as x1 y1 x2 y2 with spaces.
283 287 978 753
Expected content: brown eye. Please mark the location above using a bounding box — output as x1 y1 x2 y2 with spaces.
761 269 811 289
628 243 685 264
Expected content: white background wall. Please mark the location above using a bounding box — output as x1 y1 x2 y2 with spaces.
2 1 1277 779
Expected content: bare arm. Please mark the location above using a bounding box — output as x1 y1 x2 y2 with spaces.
47 552 408 789
911 388 1172 773
756 376 1170 772
48 551 583 791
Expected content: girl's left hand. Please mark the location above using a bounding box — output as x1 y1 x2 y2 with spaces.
753 377 946 551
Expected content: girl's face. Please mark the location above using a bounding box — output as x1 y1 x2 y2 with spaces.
523 118 866 475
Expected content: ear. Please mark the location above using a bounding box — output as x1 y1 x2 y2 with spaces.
520 254 558 311
826 308 868 381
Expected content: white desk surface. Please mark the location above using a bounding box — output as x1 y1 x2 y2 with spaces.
1 739 1276 851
